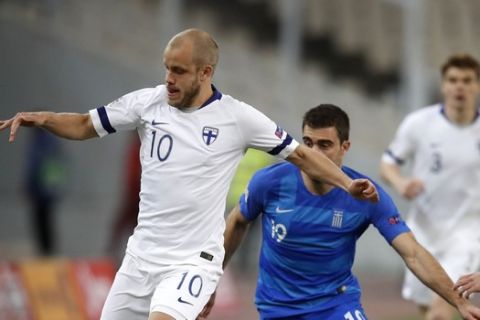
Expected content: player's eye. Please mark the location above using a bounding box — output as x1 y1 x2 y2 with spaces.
303 139 313 147
318 142 332 149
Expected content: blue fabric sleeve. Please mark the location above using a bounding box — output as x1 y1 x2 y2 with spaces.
239 169 269 221
370 186 410 244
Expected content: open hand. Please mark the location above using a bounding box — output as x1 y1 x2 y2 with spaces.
0 112 45 142
457 301 480 320
399 178 424 200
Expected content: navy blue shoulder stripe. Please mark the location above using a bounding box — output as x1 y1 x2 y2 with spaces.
385 149 404 165
268 134 293 155
97 106 116 134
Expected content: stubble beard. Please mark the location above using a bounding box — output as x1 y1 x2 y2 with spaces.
170 80 201 109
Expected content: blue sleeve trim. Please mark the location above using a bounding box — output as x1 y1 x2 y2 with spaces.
268 134 293 155
385 149 404 165
97 106 116 134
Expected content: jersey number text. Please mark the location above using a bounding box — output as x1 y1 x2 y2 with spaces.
151 131 173 161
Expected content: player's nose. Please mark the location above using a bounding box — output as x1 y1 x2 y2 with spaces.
165 71 174 84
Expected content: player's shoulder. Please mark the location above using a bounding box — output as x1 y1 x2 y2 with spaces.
218 92 259 113
260 161 295 175
404 104 442 123
251 161 295 186
342 166 375 183
342 166 392 203
140 84 167 102
125 84 164 98
119 84 167 105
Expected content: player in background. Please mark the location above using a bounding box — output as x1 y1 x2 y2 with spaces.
380 54 480 320
215 104 480 320
0 29 378 320
24 127 68 256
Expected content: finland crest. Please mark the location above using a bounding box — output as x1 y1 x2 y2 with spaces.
203 126 219 145
331 209 343 228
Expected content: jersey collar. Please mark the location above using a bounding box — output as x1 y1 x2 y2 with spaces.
440 103 480 124
200 85 222 109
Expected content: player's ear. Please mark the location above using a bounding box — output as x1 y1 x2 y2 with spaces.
200 64 214 80
341 140 351 153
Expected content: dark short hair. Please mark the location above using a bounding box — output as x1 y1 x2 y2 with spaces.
302 104 350 143
441 54 480 79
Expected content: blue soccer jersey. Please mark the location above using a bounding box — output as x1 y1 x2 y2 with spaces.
239 162 410 318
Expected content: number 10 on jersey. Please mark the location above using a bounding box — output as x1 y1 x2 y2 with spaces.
150 131 173 161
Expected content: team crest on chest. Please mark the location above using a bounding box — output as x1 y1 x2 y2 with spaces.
202 126 219 145
331 210 343 228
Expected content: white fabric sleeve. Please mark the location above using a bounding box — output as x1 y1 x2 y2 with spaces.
89 88 151 137
383 113 418 165
236 102 299 159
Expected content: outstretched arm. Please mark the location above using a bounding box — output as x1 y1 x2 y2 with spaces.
380 161 424 200
392 232 480 319
0 111 97 142
287 144 379 202
455 273 480 299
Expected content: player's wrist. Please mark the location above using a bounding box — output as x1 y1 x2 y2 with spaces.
452 295 469 310
25 111 47 128
345 178 355 193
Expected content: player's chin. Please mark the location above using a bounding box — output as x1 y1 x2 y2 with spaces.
167 95 183 107
168 99 180 108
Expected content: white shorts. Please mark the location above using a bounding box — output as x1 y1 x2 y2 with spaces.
402 239 480 306
101 252 221 320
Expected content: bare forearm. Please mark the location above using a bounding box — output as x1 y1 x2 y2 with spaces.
379 162 405 192
287 145 351 191
393 233 480 318
40 112 97 140
223 208 250 269
401 239 465 308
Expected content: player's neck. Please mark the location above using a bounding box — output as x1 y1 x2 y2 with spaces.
193 84 214 109
300 171 334 195
444 103 477 125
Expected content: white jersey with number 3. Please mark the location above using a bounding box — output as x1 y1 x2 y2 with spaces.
89 85 298 268
382 104 480 249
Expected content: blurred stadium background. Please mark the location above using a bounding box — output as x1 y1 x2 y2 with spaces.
1 0 479 319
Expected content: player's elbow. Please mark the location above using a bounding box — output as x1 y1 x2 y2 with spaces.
286 145 306 166
403 251 419 269
400 243 423 271
75 114 98 140
379 161 397 185
287 145 316 174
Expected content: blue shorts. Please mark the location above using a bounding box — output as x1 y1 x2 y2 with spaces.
260 300 368 320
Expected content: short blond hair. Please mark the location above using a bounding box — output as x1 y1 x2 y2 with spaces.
168 28 219 72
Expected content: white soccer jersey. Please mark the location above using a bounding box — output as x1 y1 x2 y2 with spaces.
382 104 480 249
89 85 298 267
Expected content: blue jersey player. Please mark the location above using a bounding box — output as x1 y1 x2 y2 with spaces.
215 104 480 320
